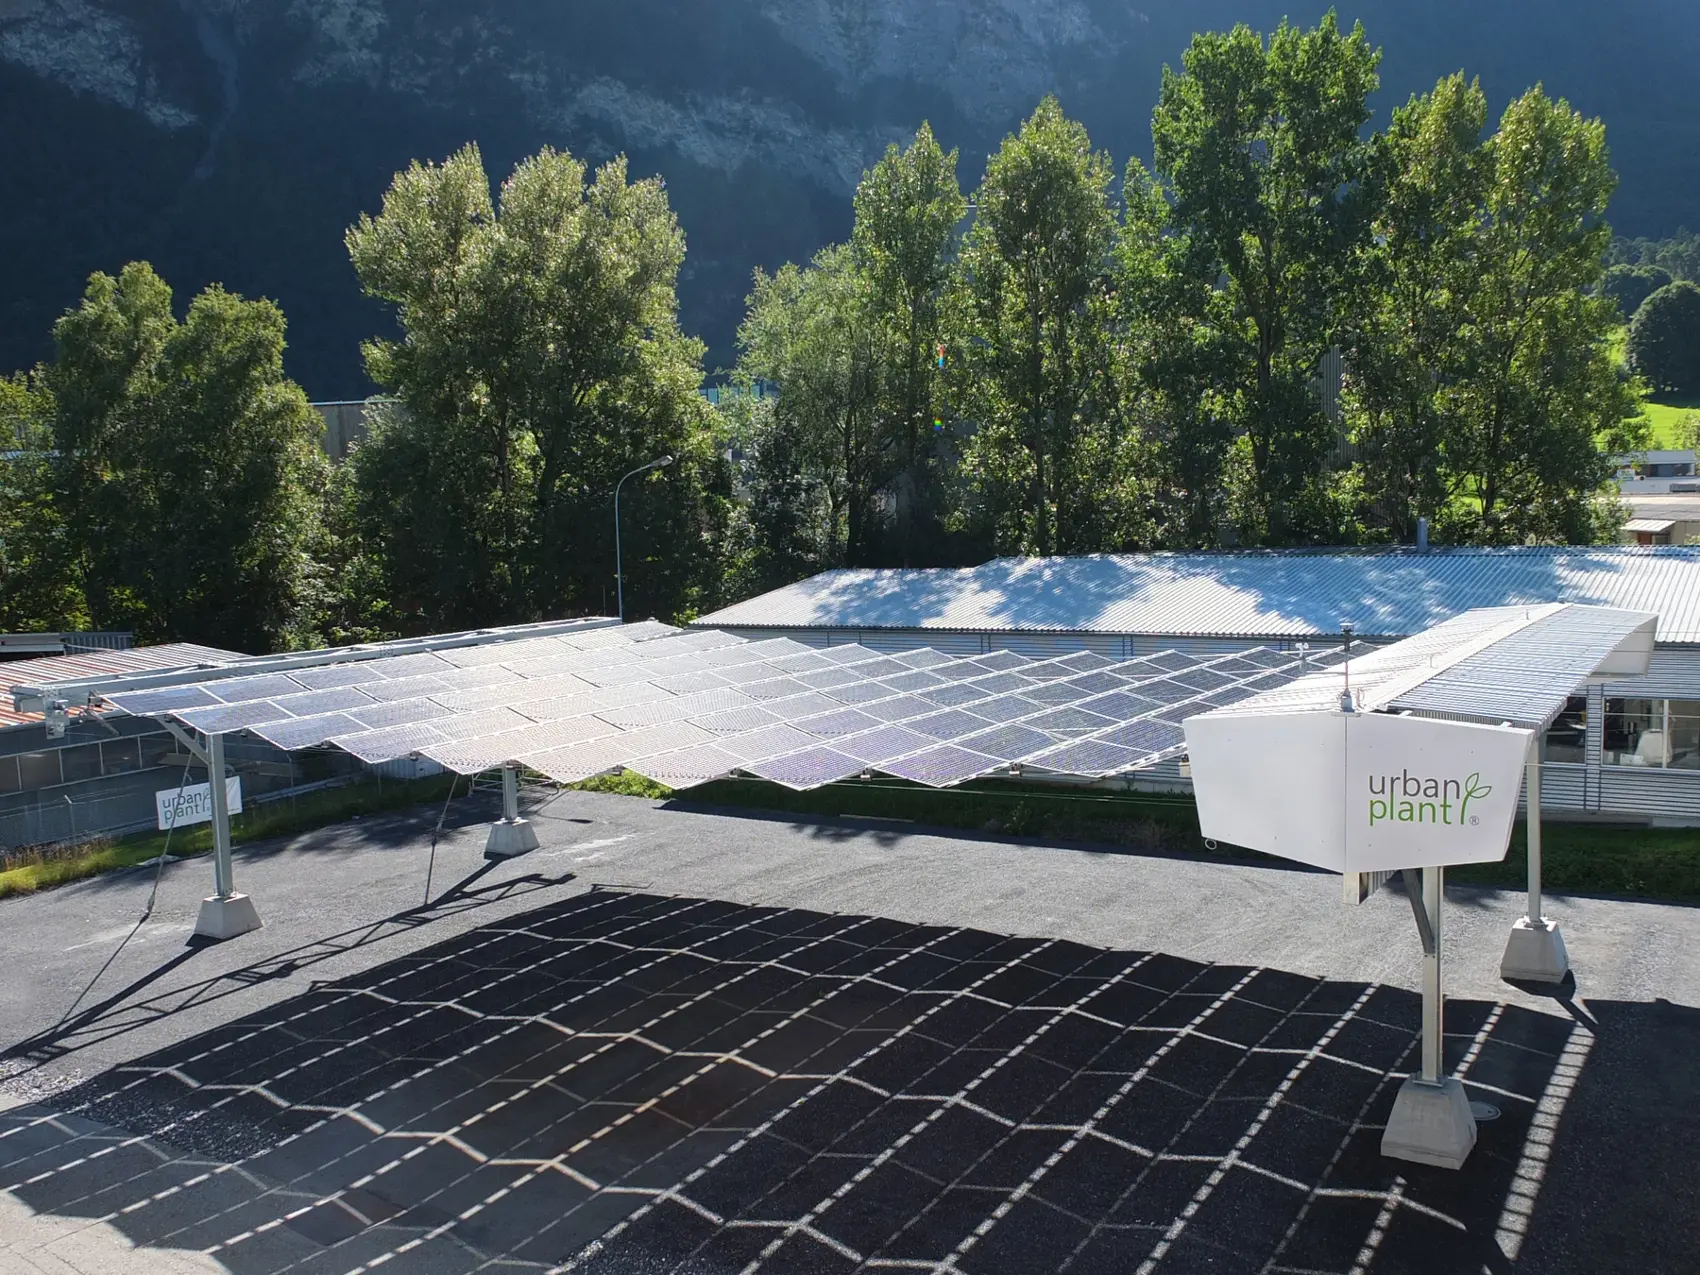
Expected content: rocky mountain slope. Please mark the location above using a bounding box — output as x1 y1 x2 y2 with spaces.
4 0 1697 395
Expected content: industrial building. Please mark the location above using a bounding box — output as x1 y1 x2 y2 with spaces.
694 546 1700 823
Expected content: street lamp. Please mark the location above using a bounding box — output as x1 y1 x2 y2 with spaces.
615 455 674 623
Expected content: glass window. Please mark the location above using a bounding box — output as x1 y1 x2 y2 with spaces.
58 744 101 783
101 739 142 774
15 751 61 790
0 754 19 794
1604 698 1700 769
1543 695 1587 763
140 733 178 771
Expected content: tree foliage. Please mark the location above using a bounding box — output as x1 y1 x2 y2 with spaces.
1629 280 1700 396
41 263 327 650
345 143 731 630
1603 263 1673 319
0 373 87 633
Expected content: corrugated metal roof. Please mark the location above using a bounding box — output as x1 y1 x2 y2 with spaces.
694 547 1700 643
0 643 244 728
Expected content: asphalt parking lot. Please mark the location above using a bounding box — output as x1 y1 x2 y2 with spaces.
1 789 1697 1273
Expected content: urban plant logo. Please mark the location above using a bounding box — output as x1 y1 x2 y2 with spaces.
1367 770 1492 828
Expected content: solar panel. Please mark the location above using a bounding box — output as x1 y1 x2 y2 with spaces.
719 723 820 763
272 686 377 717
176 700 290 734
287 663 379 691
1134 679 1201 705
881 745 999 786
428 707 533 742
368 652 457 678
795 665 864 690
1099 720 1184 754
961 695 1044 724
345 698 454 730
1080 691 1160 721
967 651 1029 672
1143 651 1197 672
1051 651 1115 672
631 743 742 787
796 707 884 737
740 676 816 700
204 674 306 705
907 709 995 740
965 672 1034 695
1169 668 1235 692
1018 681 1092 706
1059 671 1126 696
105 685 223 715
891 648 954 669
361 674 455 702
332 721 451 762
959 724 1055 761
834 725 933 765
856 695 935 724
253 712 364 750
822 680 900 705
436 664 527 691
1027 739 1142 775
880 669 947 693
919 683 990 707
815 644 883 665
1026 706 1116 735
693 705 782 734
746 746 863 788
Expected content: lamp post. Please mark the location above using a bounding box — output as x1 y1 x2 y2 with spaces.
615 455 674 623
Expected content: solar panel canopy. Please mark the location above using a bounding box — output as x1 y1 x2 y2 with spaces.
101 621 1346 792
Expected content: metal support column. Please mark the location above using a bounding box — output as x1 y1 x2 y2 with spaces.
191 731 262 941
1383 865 1477 1169
1500 752 1570 983
485 763 540 860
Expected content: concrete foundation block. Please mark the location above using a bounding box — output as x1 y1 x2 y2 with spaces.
1500 916 1570 984
193 893 263 942
484 818 540 860
1382 1076 1478 1170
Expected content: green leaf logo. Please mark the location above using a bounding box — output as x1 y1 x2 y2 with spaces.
1460 772 1492 824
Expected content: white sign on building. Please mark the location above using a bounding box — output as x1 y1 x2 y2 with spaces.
155 776 244 831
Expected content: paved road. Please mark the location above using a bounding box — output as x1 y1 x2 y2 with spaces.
0 790 1695 1273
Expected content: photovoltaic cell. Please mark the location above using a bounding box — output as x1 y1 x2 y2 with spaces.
968 651 1030 673
631 743 742 787
879 669 946 693
1027 739 1142 775
204 674 307 705
368 652 457 678
907 709 994 740
835 725 933 765
815 645 883 665
1169 668 1235 692
361 675 454 702
1100 720 1184 755
1060 671 1127 697
795 666 865 690
1135 679 1202 705
796 708 884 737
253 712 364 749
856 695 935 724
959 724 1055 761
1051 651 1115 672
693 705 782 734
720 723 820 763
332 721 450 762
105 685 223 715
272 686 377 717
1143 651 1197 672
287 663 380 691
740 677 815 701
346 699 455 730
961 695 1043 724
1026 706 1116 735
1081 691 1161 721
965 672 1033 695
892 649 954 669
882 745 998 786
176 701 291 734
1018 681 1093 706
823 680 901 705
746 746 863 789
919 683 991 708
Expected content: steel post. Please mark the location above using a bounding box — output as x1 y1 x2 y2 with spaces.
1526 756 1542 925
1500 747 1569 982
1421 865 1443 1084
207 731 233 900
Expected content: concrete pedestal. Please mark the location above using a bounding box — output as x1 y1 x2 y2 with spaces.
484 818 540 860
1500 916 1570 984
193 893 263 942
1382 1076 1478 1170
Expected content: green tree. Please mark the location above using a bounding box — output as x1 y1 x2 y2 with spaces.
1344 74 1489 541
346 144 731 628
1629 280 1700 395
851 123 967 565
42 263 327 651
0 373 88 632
735 245 886 567
1151 14 1382 541
1440 88 1640 543
953 97 1118 555
1603 263 1673 320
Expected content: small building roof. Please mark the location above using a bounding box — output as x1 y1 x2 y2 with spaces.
694 547 1700 644
0 643 244 728
1623 518 1679 534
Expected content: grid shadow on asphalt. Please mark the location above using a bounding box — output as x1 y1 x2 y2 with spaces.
0 888 1614 1273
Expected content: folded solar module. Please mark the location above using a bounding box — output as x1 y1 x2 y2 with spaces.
102 625 1323 792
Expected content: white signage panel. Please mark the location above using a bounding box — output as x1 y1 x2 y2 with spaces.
1343 713 1530 872
1185 710 1533 873
155 777 243 831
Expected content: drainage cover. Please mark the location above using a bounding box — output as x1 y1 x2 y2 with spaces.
1469 1100 1501 1121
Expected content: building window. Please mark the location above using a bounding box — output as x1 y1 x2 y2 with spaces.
1543 696 1587 763
58 744 101 784
101 739 142 774
1603 698 1700 769
0 755 19 794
